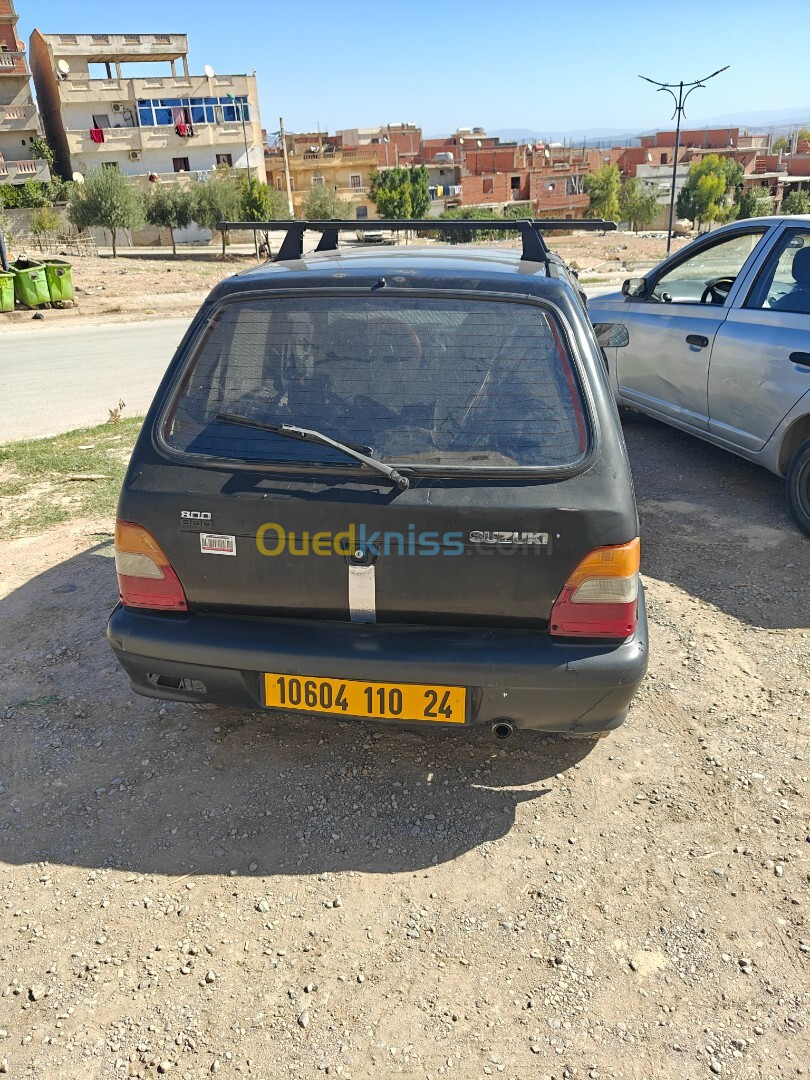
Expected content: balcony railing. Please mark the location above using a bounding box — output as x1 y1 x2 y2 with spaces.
0 104 37 129
0 157 51 182
0 50 27 75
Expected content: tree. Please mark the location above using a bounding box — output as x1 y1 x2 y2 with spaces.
410 165 430 219
143 183 194 255
437 205 504 242
676 154 744 227
797 127 810 143
369 168 412 219
191 172 241 256
583 164 621 222
772 135 789 153
30 206 62 235
299 183 354 220
240 177 289 253
67 167 143 256
781 189 810 215
618 177 660 232
737 186 774 220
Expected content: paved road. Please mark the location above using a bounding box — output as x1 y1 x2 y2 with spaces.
1 318 191 442
0 283 622 444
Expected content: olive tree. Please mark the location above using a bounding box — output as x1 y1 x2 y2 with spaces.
143 183 195 255
67 167 143 256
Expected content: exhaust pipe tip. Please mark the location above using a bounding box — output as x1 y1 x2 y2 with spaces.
492 719 514 741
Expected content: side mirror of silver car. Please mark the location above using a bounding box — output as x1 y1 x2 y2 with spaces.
622 277 648 298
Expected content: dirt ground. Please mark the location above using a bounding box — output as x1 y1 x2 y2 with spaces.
4 233 691 326
1 413 808 1080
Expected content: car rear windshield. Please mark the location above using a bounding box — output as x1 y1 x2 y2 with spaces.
163 295 589 470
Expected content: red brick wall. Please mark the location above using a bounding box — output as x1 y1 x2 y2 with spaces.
641 128 739 149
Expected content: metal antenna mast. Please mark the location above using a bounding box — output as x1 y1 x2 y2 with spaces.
639 66 729 254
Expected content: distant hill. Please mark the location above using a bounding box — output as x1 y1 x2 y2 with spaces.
478 108 810 147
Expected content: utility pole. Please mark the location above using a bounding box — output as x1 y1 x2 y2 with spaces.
639 66 729 255
279 116 294 217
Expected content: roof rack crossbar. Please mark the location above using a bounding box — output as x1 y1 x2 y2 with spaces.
216 218 617 265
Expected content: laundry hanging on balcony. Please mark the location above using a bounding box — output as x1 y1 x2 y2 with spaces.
89 128 105 144
172 107 193 138
175 122 193 137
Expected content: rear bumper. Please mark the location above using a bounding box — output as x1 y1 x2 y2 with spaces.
106 589 648 735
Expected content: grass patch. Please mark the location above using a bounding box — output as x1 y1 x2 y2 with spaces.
579 275 609 284
0 417 144 539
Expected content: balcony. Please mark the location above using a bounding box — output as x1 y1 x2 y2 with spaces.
67 127 140 154
0 50 27 76
46 33 188 63
0 157 51 183
0 104 38 131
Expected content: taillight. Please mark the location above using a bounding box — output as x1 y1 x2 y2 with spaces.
115 520 188 611
549 538 639 639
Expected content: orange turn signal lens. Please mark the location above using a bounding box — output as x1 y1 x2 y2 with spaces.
115 520 188 611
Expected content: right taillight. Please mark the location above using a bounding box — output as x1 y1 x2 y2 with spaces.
549 538 640 639
115 520 188 611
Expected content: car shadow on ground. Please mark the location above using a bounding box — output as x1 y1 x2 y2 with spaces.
0 541 592 878
622 411 810 630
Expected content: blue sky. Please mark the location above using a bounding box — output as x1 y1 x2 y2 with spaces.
17 0 810 137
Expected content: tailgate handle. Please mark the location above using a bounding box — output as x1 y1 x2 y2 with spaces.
686 334 709 348
789 351 810 367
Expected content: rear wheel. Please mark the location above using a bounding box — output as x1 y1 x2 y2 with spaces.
786 438 810 536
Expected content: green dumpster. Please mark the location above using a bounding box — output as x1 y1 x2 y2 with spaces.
11 258 50 308
43 259 74 304
0 271 14 313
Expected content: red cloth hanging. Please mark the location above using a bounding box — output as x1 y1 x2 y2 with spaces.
175 122 189 137
90 128 105 143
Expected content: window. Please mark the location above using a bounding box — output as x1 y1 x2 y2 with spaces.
101 161 120 171
276 178 283 191
172 157 190 172
483 178 494 194
651 229 767 305
746 229 810 315
162 296 589 470
135 95 249 127
661 152 668 165
216 153 233 167
311 175 324 186
510 175 520 190
349 173 362 189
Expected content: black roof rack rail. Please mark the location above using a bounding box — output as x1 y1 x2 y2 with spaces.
216 218 617 266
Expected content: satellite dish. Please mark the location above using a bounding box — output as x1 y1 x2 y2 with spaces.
204 64 215 78
476 139 482 147
57 59 71 75
72 171 84 184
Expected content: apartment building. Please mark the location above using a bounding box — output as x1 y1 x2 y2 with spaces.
29 30 265 184
0 0 50 187
265 134 380 217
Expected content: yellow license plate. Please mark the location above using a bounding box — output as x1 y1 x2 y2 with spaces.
264 672 466 724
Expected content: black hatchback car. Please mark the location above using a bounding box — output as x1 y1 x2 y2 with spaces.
107 219 648 741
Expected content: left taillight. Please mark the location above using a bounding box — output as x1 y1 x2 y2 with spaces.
115 519 188 611
549 538 640 640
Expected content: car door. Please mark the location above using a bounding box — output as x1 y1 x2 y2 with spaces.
617 226 769 430
708 224 810 453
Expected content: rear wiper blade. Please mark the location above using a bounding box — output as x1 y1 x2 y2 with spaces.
216 412 410 490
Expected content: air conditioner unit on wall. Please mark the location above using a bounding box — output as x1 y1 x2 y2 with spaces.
112 102 123 113
128 150 141 161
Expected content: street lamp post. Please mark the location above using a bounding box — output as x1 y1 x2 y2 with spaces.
639 66 729 255
227 94 252 182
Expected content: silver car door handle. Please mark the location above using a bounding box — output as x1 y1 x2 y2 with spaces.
789 351 810 366
686 334 709 348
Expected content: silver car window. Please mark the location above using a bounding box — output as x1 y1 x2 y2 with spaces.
746 229 810 315
651 230 766 305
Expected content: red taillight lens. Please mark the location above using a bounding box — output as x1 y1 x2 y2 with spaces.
115 520 188 611
549 538 640 640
